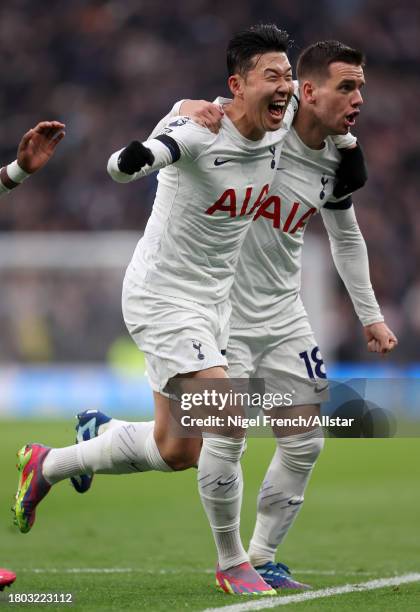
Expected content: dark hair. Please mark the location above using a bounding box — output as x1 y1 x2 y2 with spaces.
227 24 290 77
297 40 365 81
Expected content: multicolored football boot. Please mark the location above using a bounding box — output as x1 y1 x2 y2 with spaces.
70 409 111 494
216 562 276 595
0 568 16 591
13 444 51 534
255 561 311 590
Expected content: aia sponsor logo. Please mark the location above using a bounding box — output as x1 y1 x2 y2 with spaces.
205 185 316 234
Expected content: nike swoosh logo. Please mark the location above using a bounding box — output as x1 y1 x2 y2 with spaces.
315 384 329 394
214 158 234 166
276 167 287 171
217 476 238 486
288 499 304 506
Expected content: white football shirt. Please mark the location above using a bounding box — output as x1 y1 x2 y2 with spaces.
124 98 295 304
230 127 366 325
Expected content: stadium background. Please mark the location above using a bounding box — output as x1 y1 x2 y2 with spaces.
0 0 419 419
1 2 419 609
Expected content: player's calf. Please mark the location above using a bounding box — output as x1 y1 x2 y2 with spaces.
249 426 324 567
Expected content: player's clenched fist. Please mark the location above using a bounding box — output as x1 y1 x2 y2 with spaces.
117 141 155 174
17 121 65 174
364 321 398 354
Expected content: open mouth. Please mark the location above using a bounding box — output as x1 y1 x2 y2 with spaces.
344 111 359 127
268 100 286 120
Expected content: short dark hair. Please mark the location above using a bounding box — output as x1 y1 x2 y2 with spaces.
297 40 365 81
227 24 290 77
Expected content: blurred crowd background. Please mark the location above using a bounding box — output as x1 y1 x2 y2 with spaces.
0 0 419 366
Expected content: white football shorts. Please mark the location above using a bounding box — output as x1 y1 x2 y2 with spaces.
227 311 329 405
122 272 230 394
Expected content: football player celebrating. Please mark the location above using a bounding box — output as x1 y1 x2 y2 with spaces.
67 41 396 591
133 40 398 588
226 40 397 588
13 24 296 596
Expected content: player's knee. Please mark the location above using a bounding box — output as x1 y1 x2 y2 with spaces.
202 436 246 462
160 444 200 471
277 427 324 473
165 453 197 471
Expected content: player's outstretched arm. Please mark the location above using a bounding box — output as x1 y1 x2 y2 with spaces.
0 120 65 197
107 138 173 183
117 141 155 174
108 119 215 183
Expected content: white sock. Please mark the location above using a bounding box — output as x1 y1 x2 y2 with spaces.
42 444 82 484
198 436 248 571
43 421 172 484
248 427 324 567
99 418 127 434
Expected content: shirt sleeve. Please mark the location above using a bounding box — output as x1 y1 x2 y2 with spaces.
107 117 215 183
320 205 384 326
148 100 185 140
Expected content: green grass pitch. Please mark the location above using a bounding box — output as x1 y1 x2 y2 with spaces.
1 419 419 610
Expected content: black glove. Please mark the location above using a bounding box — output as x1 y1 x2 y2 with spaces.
117 140 155 174
333 143 368 199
